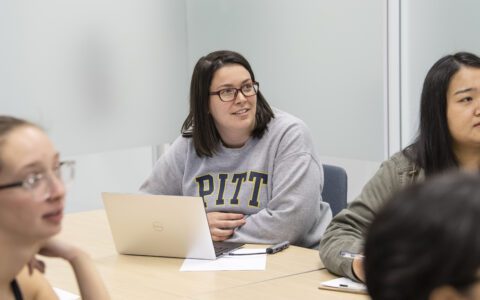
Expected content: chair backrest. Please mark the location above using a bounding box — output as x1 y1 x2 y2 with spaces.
321 164 348 216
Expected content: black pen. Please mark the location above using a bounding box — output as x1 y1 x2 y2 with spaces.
228 241 290 256
266 241 290 254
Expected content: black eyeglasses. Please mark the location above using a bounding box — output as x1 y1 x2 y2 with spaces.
209 82 259 102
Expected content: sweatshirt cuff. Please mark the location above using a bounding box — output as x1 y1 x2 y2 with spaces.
340 242 363 281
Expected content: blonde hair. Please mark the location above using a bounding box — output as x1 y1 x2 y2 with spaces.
0 116 39 169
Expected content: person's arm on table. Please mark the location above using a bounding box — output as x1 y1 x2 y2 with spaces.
39 238 110 300
207 212 246 241
319 158 401 281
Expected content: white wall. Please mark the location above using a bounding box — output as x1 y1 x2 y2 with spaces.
1 1 478 210
0 0 189 156
400 0 480 148
186 0 386 201
187 0 386 162
0 0 189 211
7 1 449 209
1 1 388 207
64 146 152 212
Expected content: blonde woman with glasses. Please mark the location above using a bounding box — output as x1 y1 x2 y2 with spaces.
0 116 109 300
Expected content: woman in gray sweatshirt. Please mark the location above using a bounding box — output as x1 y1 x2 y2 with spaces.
140 50 332 248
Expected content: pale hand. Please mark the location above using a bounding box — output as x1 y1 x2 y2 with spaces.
206 212 246 241
37 238 83 263
29 238 81 275
28 256 46 275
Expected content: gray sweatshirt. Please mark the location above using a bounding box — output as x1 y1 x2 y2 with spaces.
140 108 332 248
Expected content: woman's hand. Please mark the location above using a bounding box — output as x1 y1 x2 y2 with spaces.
37 238 83 262
28 256 46 275
38 238 110 299
29 238 83 275
352 257 365 282
206 212 246 241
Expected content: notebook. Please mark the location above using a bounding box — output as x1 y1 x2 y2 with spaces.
102 193 244 260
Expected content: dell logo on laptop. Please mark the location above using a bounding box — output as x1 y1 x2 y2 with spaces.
152 222 164 232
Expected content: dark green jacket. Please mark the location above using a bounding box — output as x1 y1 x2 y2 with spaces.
319 151 425 280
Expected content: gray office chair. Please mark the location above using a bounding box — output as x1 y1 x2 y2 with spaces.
321 164 348 216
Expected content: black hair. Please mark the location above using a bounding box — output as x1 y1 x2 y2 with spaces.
405 52 480 175
181 50 274 157
365 171 480 300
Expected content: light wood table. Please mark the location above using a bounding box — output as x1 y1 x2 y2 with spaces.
44 210 368 299
192 268 370 300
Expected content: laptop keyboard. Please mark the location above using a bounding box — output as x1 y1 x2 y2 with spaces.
213 241 244 257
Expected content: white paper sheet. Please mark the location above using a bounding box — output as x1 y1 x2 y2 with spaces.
320 277 367 292
180 248 267 271
54 287 80 300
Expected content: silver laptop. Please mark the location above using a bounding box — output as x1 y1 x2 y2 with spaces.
102 193 244 260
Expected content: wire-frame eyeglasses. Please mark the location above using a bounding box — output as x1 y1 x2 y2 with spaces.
0 160 75 201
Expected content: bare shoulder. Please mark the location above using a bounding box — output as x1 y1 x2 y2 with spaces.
17 266 58 300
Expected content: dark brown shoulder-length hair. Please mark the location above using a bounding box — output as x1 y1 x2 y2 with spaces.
404 52 480 176
181 50 274 157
